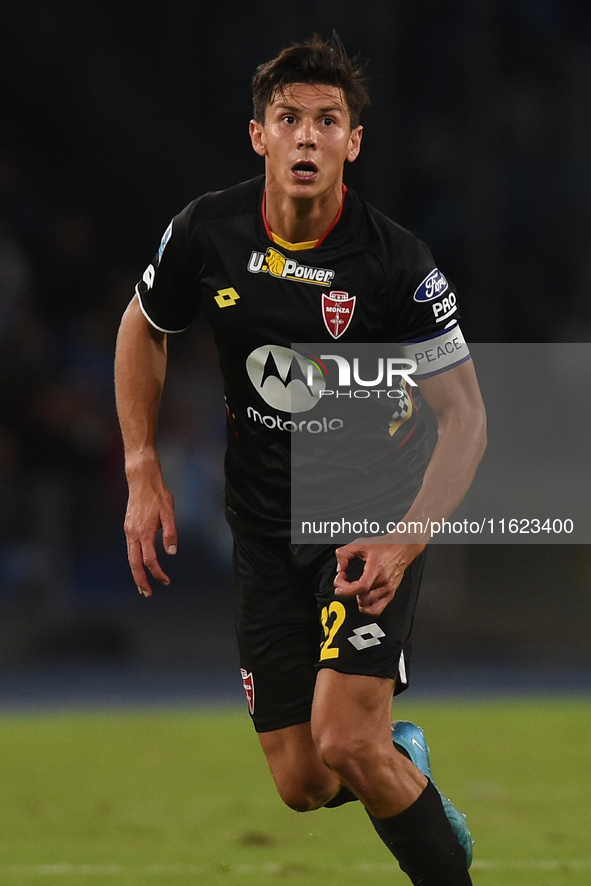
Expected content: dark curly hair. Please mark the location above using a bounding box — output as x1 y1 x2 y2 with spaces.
252 33 370 128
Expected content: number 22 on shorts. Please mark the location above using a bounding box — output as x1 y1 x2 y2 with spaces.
320 601 346 660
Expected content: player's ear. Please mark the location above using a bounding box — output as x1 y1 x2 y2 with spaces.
346 125 363 163
250 119 268 157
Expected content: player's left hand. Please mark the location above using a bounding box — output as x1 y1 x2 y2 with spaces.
333 540 425 616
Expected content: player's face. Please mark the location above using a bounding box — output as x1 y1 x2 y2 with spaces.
249 83 362 200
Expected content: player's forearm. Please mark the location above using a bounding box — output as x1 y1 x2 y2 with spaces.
115 295 168 475
402 405 486 533
334 400 485 606
392 362 487 542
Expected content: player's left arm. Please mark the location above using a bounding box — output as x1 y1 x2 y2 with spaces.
334 358 487 615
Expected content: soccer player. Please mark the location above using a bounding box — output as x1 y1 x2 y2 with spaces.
115 34 486 885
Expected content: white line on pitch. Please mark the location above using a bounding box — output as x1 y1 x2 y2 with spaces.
1 860 591 875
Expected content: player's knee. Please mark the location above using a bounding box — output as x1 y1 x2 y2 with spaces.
272 766 337 812
275 782 330 813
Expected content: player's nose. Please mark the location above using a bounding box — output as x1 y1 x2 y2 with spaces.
296 118 317 148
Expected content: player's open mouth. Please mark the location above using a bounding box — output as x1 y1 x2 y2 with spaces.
291 162 318 181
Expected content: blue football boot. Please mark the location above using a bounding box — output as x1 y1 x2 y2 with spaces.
391 720 473 868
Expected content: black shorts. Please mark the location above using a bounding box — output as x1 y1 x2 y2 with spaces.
232 529 426 733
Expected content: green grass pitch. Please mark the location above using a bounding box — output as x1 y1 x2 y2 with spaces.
0 699 589 885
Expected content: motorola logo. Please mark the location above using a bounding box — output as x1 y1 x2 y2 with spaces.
245 345 325 413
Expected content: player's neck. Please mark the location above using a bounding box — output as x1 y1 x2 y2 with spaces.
264 180 344 245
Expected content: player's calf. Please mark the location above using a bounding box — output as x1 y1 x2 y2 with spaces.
313 726 424 816
368 780 473 886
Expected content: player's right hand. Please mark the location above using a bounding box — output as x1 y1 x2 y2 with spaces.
123 464 177 597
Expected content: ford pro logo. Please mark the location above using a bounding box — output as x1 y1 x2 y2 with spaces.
413 269 449 302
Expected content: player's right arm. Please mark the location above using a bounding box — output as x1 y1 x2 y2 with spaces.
115 294 178 597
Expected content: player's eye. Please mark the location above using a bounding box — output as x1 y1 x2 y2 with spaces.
283 115 296 124
322 117 335 126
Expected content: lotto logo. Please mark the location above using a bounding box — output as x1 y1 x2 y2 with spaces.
215 287 240 307
347 623 385 650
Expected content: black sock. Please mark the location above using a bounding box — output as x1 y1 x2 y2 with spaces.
323 785 358 808
367 780 472 886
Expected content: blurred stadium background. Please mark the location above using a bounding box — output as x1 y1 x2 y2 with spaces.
1 0 591 702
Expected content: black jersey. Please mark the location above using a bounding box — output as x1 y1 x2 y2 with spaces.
137 175 470 537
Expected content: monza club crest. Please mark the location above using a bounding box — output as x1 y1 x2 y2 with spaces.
240 668 255 715
322 290 356 339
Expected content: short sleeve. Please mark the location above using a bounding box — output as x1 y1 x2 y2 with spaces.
135 202 201 333
389 237 460 344
385 233 470 378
